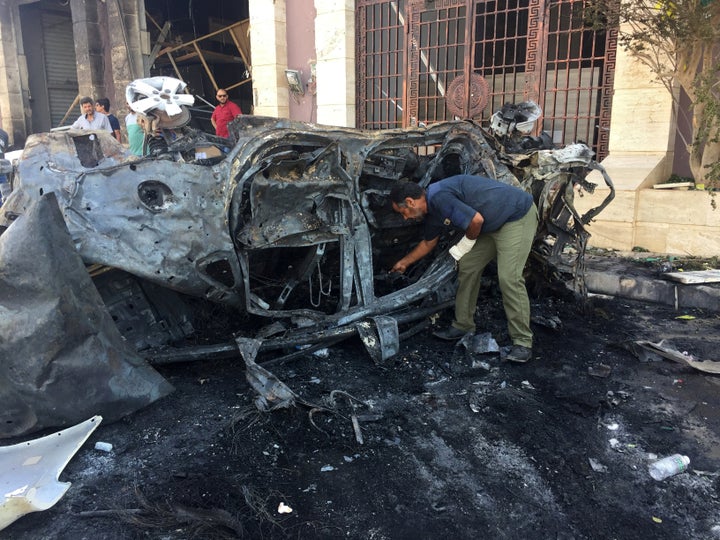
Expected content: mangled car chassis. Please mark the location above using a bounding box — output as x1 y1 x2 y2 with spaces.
0 80 614 438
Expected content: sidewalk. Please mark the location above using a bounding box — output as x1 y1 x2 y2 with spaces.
583 251 720 312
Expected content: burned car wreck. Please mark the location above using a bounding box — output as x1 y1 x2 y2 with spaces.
0 78 614 437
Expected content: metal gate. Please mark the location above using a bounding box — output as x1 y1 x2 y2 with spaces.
408 1 469 126
357 0 408 130
20 2 78 133
357 0 617 159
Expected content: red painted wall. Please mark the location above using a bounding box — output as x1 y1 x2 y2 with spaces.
286 1 317 122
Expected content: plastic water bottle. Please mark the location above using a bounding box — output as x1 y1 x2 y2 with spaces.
648 454 690 481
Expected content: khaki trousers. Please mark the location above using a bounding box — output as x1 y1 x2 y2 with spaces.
453 203 538 347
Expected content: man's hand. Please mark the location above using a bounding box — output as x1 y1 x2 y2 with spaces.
391 260 408 273
390 237 438 274
449 236 476 261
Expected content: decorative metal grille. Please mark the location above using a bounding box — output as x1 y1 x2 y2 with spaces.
356 0 617 158
357 0 407 129
472 0 533 116
539 0 615 155
409 1 469 125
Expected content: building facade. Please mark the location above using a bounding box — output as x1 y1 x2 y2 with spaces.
0 0 714 255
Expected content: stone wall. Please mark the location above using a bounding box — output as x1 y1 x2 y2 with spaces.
0 2 28 146
248 0 355 127
572 18 716 257
576 187 720 257
0 0 144 146
249 0 289 118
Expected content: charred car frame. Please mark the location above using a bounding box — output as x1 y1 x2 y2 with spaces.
0 92 614 365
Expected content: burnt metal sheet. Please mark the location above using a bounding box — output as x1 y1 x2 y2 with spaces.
356 315 400 364
237 337 297 411
0 91 614 374
3 129 240 304
0 119 611 335
0 194 173 439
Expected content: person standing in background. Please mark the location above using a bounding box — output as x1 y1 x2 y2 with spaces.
211 89 242 138
125 108 144 156
72 97 112 132
95 98 122 142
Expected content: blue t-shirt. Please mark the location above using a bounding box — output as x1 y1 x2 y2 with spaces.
423 175 532 240
108 114 121 133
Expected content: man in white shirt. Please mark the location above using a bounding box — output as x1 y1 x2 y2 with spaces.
71 96 112 132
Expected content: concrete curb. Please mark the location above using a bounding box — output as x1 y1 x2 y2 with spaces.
585 267 720 312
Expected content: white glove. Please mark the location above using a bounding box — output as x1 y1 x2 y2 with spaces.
449 236 476 261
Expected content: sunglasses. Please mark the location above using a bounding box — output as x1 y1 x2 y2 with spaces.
217 94 228 98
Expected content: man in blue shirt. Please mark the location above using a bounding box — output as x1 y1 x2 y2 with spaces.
95 98 122 142
389 175 538 363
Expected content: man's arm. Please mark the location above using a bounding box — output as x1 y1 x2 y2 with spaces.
449 211 484 260
109 116 122 142
464 212 484 239
391 237 439 273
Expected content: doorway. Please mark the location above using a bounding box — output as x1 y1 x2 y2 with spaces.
20 1 78 134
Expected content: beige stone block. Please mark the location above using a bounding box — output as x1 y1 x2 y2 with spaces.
664 226 720 257
248 0 287 69
316 58 355 106
314 83 339 108
633 222 670 253
612 56 668 91
249 23 286 66
636 190 719 226
612 23 672 89
252 47 287 69
315 0 355 59
315 0 354 17
578 187 720 256
584 221 635 251
249 0 286 22
252 64 283 87
251 63 288 114
272 64 288 82
253 97 290 118
316 57 353 76
315 11 354 59
575 189 636 223
608 90 673 153
317 104 355 128
315 25 355 126
593 153 669 191
253 105 288 118
254 88 287 110
633 221 720 257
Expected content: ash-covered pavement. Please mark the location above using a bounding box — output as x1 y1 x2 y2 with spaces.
4 287 720 540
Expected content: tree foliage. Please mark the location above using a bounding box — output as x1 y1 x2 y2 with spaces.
587 0 720 187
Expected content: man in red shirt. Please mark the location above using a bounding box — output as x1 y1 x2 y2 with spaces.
211 89 242 138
